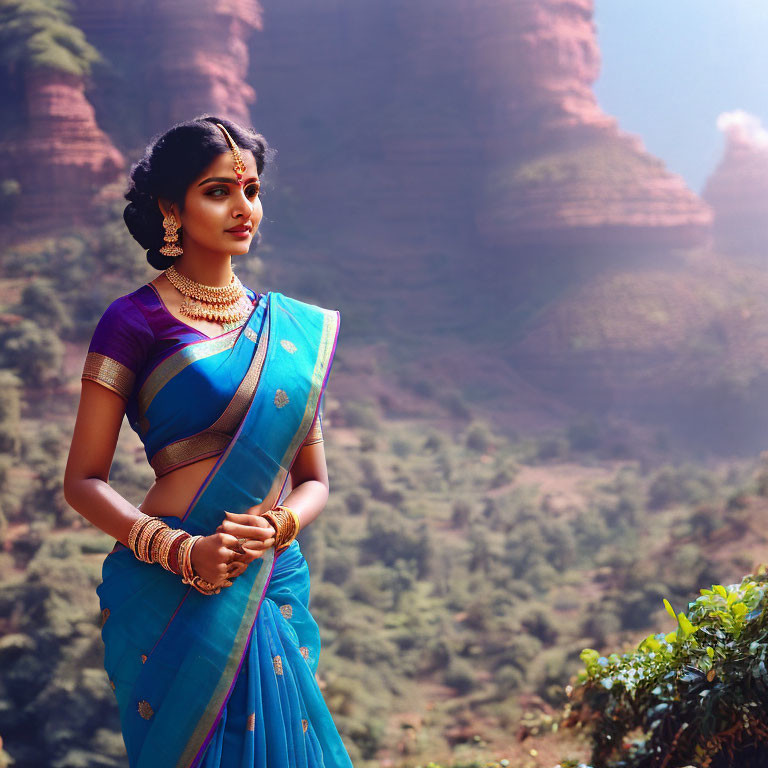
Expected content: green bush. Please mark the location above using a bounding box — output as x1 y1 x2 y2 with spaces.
573 572 768 767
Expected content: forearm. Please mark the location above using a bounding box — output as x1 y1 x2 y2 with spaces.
64 477 143 547
278 479 329 531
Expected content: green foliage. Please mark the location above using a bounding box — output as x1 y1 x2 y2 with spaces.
0 0 102 77
574 573 768 767
0 318 64 386
647 463 718 510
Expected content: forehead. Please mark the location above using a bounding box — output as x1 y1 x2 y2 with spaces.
196 150 259 180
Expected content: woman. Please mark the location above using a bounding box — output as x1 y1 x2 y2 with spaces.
63 116 353 768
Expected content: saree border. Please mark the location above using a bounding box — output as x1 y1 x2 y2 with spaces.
184 297 341 768
137 334 240 422
136 291 264 422
149 320 272 477
279 308 339 469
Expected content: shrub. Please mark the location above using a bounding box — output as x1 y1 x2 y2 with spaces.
573 572 768 768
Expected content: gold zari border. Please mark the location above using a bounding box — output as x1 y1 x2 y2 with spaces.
150 432 232 476
303 415 323 445
81 352 135 400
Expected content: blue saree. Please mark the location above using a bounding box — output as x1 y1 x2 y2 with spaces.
95 291 353 768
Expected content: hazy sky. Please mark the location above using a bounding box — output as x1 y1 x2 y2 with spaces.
594 0 768 193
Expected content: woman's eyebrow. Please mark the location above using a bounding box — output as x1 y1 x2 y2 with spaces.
197 176 260 186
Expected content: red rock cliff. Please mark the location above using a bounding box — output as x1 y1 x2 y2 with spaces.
0 67 124 231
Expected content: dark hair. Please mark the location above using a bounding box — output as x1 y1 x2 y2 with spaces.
123 115 276 270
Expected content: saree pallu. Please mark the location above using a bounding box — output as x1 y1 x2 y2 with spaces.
96 292 353 768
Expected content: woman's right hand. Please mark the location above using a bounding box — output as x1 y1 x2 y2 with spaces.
189 533 244 588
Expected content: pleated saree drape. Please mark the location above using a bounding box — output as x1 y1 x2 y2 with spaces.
96 292 353 767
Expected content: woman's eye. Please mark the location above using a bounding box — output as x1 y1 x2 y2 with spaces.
207 187 227 197
247 185 261 198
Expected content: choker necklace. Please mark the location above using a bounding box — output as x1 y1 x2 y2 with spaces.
164 264 253 328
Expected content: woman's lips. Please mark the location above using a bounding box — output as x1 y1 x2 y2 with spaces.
226 227 251 236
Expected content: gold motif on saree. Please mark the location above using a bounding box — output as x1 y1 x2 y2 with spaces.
101 607 110 626
302 719 308 732
137 700 154 719
273 655 283 675
279 604 293 619
141 654 147 664
82 353 135 400
109 679 116 690
244 325 260 343
280 340 297 354
247 712 256 731
274 389 289 409
300 646 309 660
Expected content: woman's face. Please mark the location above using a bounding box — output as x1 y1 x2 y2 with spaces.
171 150 263 258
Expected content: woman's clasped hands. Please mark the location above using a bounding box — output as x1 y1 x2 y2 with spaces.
190 509 277 589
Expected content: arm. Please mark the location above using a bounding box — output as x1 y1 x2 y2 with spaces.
64 380 246 588
63 379 143 545
282 437 331 530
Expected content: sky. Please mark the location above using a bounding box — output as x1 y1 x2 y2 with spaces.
593 0 768 193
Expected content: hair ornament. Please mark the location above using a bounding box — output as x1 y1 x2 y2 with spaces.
215 122 247 183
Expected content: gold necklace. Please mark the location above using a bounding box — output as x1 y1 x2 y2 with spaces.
164 264 253 326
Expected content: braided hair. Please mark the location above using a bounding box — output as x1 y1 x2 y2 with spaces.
123 115 275 270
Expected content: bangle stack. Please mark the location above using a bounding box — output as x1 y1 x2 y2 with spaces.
127 513 221 595
260 505 301 552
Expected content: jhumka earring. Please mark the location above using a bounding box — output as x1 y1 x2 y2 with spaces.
159 212 183 258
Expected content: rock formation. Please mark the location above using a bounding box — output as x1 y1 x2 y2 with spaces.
0 67 124 230
703 110 768 259
144 0 263 128
465 0 713 248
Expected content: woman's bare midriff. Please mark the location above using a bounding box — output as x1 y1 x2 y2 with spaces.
139 456 220 519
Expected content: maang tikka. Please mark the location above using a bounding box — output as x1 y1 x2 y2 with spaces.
215 123 247 183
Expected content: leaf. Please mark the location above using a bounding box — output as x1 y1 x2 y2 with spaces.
713 585 728 599
678 612 698 639
664 598 678 622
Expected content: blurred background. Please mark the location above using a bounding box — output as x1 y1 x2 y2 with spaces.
2 0 768 766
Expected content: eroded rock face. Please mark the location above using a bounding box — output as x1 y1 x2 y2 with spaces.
703 110 768 258
0 68 124 229
465 0 713 248
146 0 263 127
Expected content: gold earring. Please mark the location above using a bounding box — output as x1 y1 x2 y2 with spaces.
159 213 183 258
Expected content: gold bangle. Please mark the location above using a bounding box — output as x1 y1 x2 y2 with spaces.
139 519 166 562
266 505 299 550
128 513 154 553
275 504 300 539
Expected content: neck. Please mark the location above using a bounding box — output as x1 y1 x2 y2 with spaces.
172 256 233 287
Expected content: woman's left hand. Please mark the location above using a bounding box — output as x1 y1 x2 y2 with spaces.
215 509 277 578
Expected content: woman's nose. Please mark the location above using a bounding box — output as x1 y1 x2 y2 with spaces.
231 186 254 217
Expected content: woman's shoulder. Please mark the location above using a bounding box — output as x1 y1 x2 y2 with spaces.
81 286 158 399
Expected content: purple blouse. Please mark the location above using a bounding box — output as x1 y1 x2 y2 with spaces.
81 283 323 476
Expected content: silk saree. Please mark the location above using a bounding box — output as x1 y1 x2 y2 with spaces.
95 291 353 768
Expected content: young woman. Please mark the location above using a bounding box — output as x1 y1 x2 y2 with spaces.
63 116 353 768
